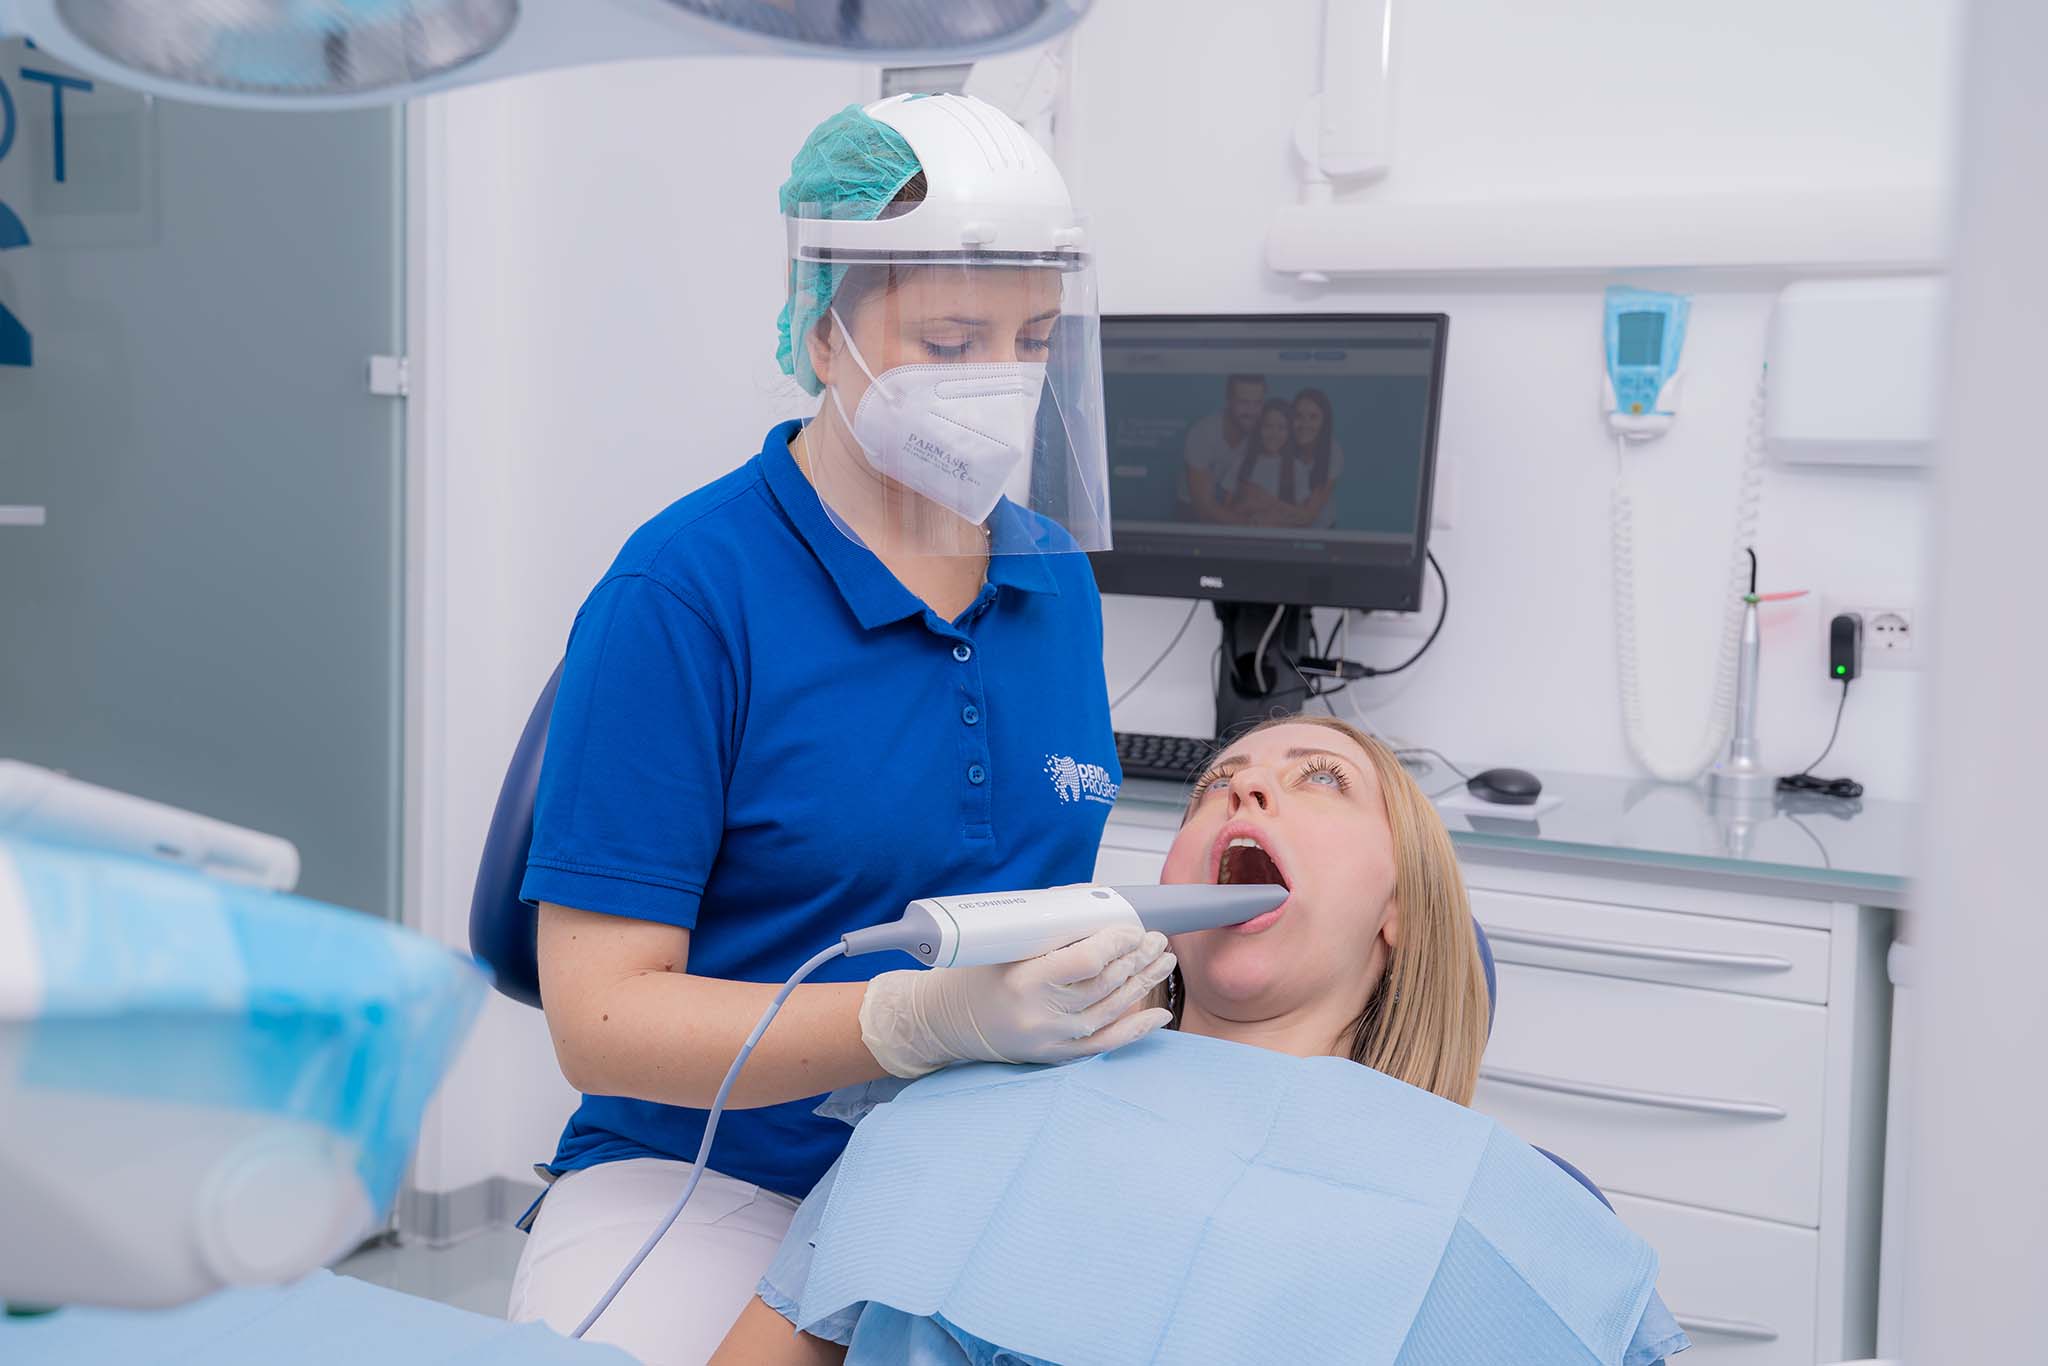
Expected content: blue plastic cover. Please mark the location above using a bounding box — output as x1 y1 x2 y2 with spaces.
1604 285 1690 416
766 1031 1689 1365
0 1269 632 1364
0 836 487 1215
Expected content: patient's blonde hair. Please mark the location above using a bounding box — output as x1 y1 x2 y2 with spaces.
1176 714 1490 1106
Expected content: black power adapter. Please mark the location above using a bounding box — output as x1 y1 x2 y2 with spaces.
1829 612 1863 682
1780 612 1865 799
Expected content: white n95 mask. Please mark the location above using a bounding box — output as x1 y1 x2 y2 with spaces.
828 310 1046 526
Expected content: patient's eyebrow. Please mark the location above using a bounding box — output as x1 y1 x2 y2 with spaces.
1200 745 1351 778
1204 749 1351 770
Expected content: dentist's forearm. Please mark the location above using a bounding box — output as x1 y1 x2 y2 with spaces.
538 901 885 1109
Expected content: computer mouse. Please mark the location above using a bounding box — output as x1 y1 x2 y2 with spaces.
1467 767 1542 806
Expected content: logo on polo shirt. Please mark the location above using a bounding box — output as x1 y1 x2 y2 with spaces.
1045 754 1119 806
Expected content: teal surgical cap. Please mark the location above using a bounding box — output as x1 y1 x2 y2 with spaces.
776 103 925 395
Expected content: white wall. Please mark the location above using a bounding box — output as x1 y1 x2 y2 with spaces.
1071 0 1953 797
405 1 1958 1195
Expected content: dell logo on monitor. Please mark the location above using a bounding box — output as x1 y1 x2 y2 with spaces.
1199 575 1224 589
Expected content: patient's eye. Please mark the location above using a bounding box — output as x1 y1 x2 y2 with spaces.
1190 768 1229 800
1298 757 1351 791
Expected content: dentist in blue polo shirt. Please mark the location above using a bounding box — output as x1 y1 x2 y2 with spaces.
505 95 1164 1365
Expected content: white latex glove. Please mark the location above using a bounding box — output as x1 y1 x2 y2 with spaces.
860 926 1176 1080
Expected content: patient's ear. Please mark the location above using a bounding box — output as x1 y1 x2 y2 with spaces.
1380 899 1400 950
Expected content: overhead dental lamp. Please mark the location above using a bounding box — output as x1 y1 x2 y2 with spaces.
0 0 1094 110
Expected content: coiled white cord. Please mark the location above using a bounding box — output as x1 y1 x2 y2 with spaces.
569 941 848 1339
1610 368 1768 783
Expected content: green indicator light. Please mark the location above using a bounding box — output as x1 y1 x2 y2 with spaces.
1835 665 1847 675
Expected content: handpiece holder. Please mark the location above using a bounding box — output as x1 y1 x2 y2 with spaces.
842 883 1290 969
1708 594 1780 806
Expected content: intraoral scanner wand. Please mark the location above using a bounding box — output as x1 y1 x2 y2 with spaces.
571 882 1283 1338
841 883 1291 967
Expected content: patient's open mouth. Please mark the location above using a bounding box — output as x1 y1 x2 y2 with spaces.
1210 828 1292 934
1217 837 1287 889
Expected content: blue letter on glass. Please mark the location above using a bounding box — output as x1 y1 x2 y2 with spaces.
19 67 91 183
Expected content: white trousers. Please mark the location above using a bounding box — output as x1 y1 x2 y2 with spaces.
507 1158 800 1366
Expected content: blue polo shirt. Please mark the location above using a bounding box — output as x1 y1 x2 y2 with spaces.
521 420 1123 1199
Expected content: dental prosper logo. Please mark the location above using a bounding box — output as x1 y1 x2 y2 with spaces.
1045 754 1119 806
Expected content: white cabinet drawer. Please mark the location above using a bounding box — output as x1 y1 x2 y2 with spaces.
1471 887 1831 1004
1610 1191 1818 1366
1476 963 1827 1225
1093 843 1167 885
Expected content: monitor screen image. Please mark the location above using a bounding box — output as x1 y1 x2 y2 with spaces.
1088 314 1448 612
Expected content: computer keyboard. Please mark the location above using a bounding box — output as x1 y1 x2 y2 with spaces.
1114 731 1219 785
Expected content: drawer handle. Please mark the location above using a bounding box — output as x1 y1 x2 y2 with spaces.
1673 1313 1780 1343
0 505 48 527
1478 1066 1788 1120
1484 926 1793 972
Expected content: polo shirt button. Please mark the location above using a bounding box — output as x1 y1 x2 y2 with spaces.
952 643 973 663
967 764 987 785
961 704 981 726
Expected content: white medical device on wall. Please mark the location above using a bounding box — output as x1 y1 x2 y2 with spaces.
1295 0 1397 194
1268 0 1397 285
1765 276 1945 468
1 0 1096 110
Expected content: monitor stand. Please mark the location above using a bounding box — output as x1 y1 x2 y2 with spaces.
1213 601 1314 740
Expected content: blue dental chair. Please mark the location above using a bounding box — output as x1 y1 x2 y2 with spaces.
470 661 563 1012
467 665 1611 1214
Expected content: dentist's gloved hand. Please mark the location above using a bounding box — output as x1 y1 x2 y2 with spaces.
859 926 1176 1079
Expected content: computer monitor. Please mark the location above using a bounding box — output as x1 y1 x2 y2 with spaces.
1088 313 1448 611
1085 313 1450 736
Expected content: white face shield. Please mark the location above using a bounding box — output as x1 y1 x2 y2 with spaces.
783 95 1111 560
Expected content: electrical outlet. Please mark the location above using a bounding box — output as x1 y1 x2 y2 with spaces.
1830 603 1919 671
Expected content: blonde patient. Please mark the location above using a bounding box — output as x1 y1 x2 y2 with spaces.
712 714 1491 1363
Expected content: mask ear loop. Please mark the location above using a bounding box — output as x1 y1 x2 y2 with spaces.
828 308 892 401
823 308 899 451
